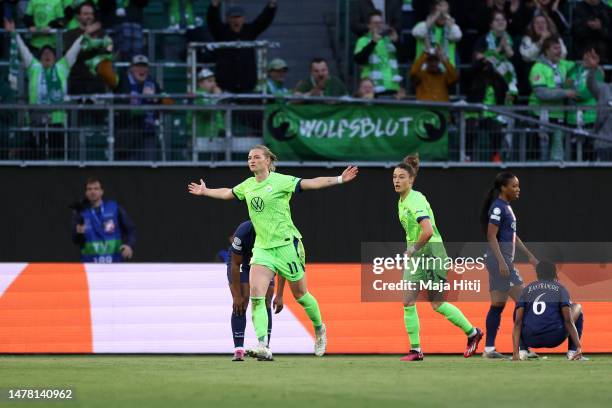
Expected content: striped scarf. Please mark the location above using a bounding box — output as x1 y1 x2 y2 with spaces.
8 32 19 91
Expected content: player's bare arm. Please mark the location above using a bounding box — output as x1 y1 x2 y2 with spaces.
299 166 358 190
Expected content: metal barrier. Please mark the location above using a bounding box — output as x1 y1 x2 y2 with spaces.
0 95 610 167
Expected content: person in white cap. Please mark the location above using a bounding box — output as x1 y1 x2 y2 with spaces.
263 58 290 96
188 68 225 140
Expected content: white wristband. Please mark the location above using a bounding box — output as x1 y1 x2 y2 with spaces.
337 175 343 185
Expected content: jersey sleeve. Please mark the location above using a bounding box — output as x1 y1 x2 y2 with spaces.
529 64 548 88
488 204 502 226
230 223 251 255
276 173 302 194
410 195 430 224
559 285 571 308
232 179 248 201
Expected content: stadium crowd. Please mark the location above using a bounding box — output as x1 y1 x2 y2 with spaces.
0 0 611 161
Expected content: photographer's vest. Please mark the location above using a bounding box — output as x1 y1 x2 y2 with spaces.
80 200 123 263
355 34 401 93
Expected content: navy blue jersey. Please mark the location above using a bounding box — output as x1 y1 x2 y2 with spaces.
516 280 571 335
227 221 255 273
486 198 516 261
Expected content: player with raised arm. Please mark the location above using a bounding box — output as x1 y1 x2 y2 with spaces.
227 220 284 361
480 172 539 359
189 145 358 360
513 261 587 361
394 155 483 361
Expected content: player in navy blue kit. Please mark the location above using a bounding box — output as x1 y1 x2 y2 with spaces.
513 261 586 361
227 221 285 361
480 172 539 359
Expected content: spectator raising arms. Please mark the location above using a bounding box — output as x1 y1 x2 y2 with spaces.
409 46 457 102
411 0 461 66
294 58 348 97
572 0 611 62
520 14 567 63
63 2 109 95
207 0 277 93
5 18 87 158
354 10 402 97
583 49 612 160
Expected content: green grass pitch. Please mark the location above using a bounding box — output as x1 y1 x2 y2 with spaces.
1 355 611 407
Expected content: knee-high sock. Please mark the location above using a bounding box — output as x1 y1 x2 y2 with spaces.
568 313 584 351
250 297 268 343
296 292 322 329
403 305 421 349
486 305 505 348
231 311 246 348
266 306 272 346
435 302 474 335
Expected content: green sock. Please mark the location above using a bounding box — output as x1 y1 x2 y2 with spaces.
403 305 421 349
250 296 268 343
435 302 474 335
296 292 322 329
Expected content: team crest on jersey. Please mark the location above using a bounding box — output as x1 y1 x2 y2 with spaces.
250 196 265 212
493 207 501 215
104 219 116 233
266 185 273 193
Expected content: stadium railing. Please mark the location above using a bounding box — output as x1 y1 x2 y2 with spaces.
0 95 610 167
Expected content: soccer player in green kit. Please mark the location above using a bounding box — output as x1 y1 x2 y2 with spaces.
188 145 358 360
394 155 483 361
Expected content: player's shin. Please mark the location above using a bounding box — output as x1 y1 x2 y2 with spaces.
435 302 474 335
250 297 269 344
296 292 323 329
403 305 421 349
231 312 247 348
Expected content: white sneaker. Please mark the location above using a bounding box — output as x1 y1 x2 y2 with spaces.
255 343 274 361
314 323 327 357
518 350 529 360
567 351 589 361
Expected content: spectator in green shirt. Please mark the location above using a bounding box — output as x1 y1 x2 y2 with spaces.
189 68 224 140
294 58 348 97
24 0 65 50
528 36 576 161
354 9 402 98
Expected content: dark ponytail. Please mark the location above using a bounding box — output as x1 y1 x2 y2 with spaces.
480 172 516 235
396 153 420 179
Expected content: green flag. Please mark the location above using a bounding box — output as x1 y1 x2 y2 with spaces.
264 103 448 161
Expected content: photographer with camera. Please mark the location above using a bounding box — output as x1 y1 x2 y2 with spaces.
354 9 403 98
409 45 458 102
412 0 461 66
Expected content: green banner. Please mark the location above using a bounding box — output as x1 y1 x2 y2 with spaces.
264 103 448 161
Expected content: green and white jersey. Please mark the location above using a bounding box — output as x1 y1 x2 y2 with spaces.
398 190 444 256
27 57 70 124
354 34 401 93
528 58 575 120
566 63 603 126
233 172 302 249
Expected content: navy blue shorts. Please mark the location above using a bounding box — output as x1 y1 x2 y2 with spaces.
226 265 275 287
520 327 567 349
485 256 523 292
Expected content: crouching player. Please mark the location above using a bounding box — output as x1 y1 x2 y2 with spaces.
513 261 587 361
228 220 284 361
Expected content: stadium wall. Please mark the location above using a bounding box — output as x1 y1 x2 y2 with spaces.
0 167 610 262
1 263 611 354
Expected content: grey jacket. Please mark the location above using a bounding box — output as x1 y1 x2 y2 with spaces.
587 68 612 149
